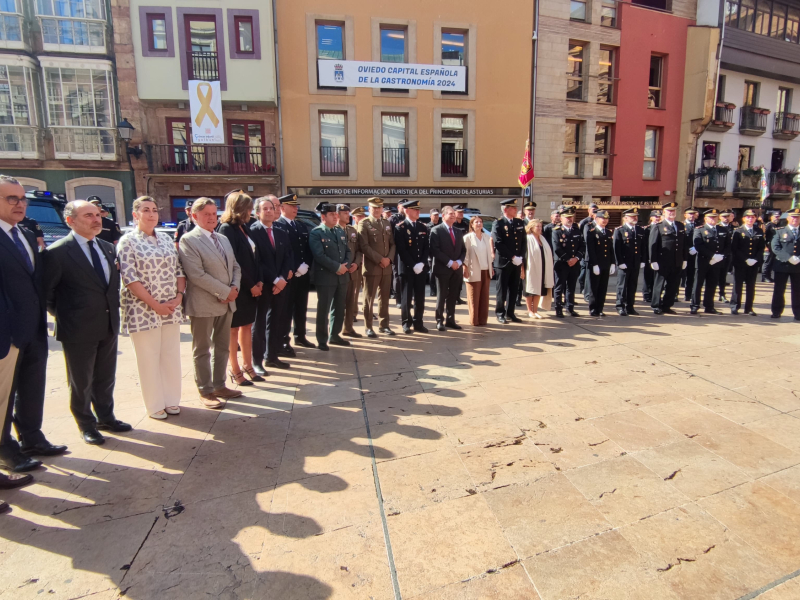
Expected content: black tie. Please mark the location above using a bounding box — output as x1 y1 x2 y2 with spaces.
87 240 107 286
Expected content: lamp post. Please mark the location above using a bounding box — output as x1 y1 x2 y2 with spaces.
118 118 142 223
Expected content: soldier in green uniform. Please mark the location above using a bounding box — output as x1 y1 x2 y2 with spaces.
309 203 352 351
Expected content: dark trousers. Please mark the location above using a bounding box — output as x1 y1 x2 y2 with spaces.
392 262 401 303
642 264 654 301
553 261 580 310
615 265 640 311
495 264 521 318
771 271 800 317
252 289 287 363
731 263 759 313
315 280 348 344
763 252 775 280
578 260 588 293
515 272 524 305
1 332 48 460
282 273 310 346
719 255 732 296
692 262 722 310
586 267 610 314
400 271 427 327
428 260 437 296
62 330 117 431
435 268 462 322
682 259 696 300
652 268 680 311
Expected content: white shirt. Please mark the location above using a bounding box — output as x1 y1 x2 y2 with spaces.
627 224 636 231
473 233 490 270
73 232 110 283
0 218 34 265
445 225 462 268
665 219 676 231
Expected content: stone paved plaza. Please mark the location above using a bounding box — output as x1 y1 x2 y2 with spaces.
2 281 800 599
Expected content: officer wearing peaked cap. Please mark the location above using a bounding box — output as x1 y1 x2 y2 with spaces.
339 204 364 338
682 208 700 301
613 208 645 315
642 210 661 303
394 199 430 333
770 207 800 320
730 209 764 315
717 208 735 302
690 208 728 314
763 210 780 282
585 209 614 316
649 201 688 315
492 198 526 323
358 197 396 337
551 206 584 318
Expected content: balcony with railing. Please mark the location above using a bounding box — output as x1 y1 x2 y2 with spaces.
320 146 348 176
52 127 116 160
382 147 409 176
441 148 467 177
739 106 769 136
0 126 41 159
694 168 729 196
768 171 797 197
733 169 762 197
708 102 736 132
146 144 277 175
187 51 219 81
774 113 800 140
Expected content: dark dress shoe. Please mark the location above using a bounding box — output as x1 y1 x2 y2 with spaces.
329 336 351 347
628 309 639 316
403 325 413 334
617 309 628 316
683 296 691 302
266 359 290 370
747 311 757 316
568 309 579 317
456 299 467 305
9 455 41 473
599 312 606 317
437 321 446 331
378 328 396 336
0 501 9 514
690 308 698 314
590 310 599 317
353 316 359 322
663 309 677 315
731 309 739 315
554 310 564 319
414 325 429 333
366 329 378 338
0 472 33 489
97 420 132 433
280 345 296 357
81 429 105 446
252 364 268 376
318 343 330 351
704 308 720 314
653 308 663 315
21 441 68 457
445 321 462 329
496 316 508 324
718 295 728 303
342 330 363 338
295 337 316 349
508 316 522 323
771 314 781 319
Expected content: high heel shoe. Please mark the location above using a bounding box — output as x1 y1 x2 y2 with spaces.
243 367 265 382
229 370 254 387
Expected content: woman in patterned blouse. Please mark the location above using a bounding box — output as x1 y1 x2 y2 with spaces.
118 196 186 419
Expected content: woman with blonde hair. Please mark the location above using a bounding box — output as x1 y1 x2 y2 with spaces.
118 196 185 419
462 215 494 325
523 219 554 318
217 191 264 386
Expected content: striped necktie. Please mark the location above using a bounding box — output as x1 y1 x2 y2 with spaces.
210 231 226 259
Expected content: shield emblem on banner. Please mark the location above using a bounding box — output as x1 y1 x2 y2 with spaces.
334 64 344 82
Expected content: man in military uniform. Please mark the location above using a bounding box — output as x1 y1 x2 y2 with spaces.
492 198 526 323
578 203 598 294
19 215 45 250
394 200 430 334
691 208 728 314
342 205 364 337
426 208 441 297
770 207 800 321
542 209 560 252
309 204 352 351
551 206 584 318
389 202 406 305
175 200 195 246
681 208 700 301
762 210 780 282
717 209 735 302
585 209 615 316
274 193 316 353
642 210 661 303
649 202 687 315
88 197 122 246
730 209 765 315
358 197 396 337
613 208 644 316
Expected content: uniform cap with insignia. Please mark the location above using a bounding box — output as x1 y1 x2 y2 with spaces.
595 210 610 219
367 196 384 208
430 208 440 215
318 203 337 214
719 208 733 216
559 206 576 217
523 200 537 209
314 201 325 212
88 198 102 207
684 208 699 215
400 199 421 209
185 199 194 208
350 206 366 216
661 201 678 210
500 198 518 207
336 203 351 212
279 193 299 205
741 209 757 217
622 208 638 216
650 210 662 218
454 205 465 212
786 207 800 216
703 208 720 216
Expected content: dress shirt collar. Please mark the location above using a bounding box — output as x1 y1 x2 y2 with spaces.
281 216 294 224
0 218 19 235
72 231 96 246
199 227 214 238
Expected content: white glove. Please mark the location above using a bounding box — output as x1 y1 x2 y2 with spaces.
512 256 523 266
640 263 645 269
296 262 309 276
413 262 424 274
689 247 698 256
746 258 757 267
592 265 600 276
651 262 659 271
710 254 724 265
610 264 616 275
790 256 800 265
618 263 627 270
682 261 687 269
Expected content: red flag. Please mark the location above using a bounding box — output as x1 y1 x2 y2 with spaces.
518 138 534 188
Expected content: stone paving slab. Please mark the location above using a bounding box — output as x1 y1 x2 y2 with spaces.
1 281 800 599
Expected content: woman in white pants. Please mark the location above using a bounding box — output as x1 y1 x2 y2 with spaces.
523 219 554 318
118 197 185 419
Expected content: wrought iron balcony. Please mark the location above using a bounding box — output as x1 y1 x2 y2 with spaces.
441 148 467 177
768 171 797 197
382 147 409 176
774 112 800 140
319 146 349 176
739 106 769 136
187 51 219 81
146 144 277 175
708 102 735 132
694 168 728 196
733 170 762 197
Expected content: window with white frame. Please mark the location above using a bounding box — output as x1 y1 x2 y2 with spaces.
0 0 22 43
44 66 116 157
36 0 106 51
0 64 37 154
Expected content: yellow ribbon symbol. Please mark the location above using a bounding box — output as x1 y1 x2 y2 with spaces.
194 82 219 128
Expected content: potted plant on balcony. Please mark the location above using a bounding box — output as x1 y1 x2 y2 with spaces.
754 108 771 115
725 103 736 110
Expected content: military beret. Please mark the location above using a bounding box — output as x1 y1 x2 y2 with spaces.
500 198 517 208
595 210 610 219
661 201 678 210
279 193 298 205
367 197 384 208
401 199 421 209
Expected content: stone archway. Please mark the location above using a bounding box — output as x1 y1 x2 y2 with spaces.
65 177 125 223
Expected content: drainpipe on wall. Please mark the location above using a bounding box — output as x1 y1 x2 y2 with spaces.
529 0 539 193
272 0 286 196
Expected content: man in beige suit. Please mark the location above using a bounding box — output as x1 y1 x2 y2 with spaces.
358 197 396 338
179 197 243 408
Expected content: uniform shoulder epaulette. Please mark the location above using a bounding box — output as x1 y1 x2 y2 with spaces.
554 225 562 230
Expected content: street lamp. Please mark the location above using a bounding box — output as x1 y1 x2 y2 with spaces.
117 118 143 158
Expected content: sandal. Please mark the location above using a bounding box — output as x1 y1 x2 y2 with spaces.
229 370 253 387
243 367 265 383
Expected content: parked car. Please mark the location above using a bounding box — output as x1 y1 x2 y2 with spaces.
24 191 70 247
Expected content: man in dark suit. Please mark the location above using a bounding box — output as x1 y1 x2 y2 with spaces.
44 201 131 445
430 206 466 331
613 208 644 316
691 209 728 314
492 198 526 323
552 206 584 318
762 211 780 282
649 202 687 315
642 211 660 303
770 207 800 321
681 208 699 301
394 199 430 334
250 196 292 372
585 210 615 317
426 208 441 297
0 175 66 472
274 193 315 354
730 209 765 316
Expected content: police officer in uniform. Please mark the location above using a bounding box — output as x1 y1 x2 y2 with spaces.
649 202 687 315
342 205 364 337
88 197 122 245
358 197 396 337
19 215 45 250
762 210 780 282
491 198 526 323
274 193 316 353
642 210 660 303
770 207 800 321
681 208 699 301
452 206 469 305
691 208 728 314
426 208 441 297
394 199 430 334
730 209 765 315
551 206 584 318
717 209 735 302
578 203 598 294
542 209 560 253
175 199 195 245
389 202 406 305
613 208 644 316
585 209 615 316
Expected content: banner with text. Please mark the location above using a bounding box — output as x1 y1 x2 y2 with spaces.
317 60 466 92
189 80 224 144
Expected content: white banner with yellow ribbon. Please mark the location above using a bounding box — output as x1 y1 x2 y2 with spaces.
189 80 223 144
